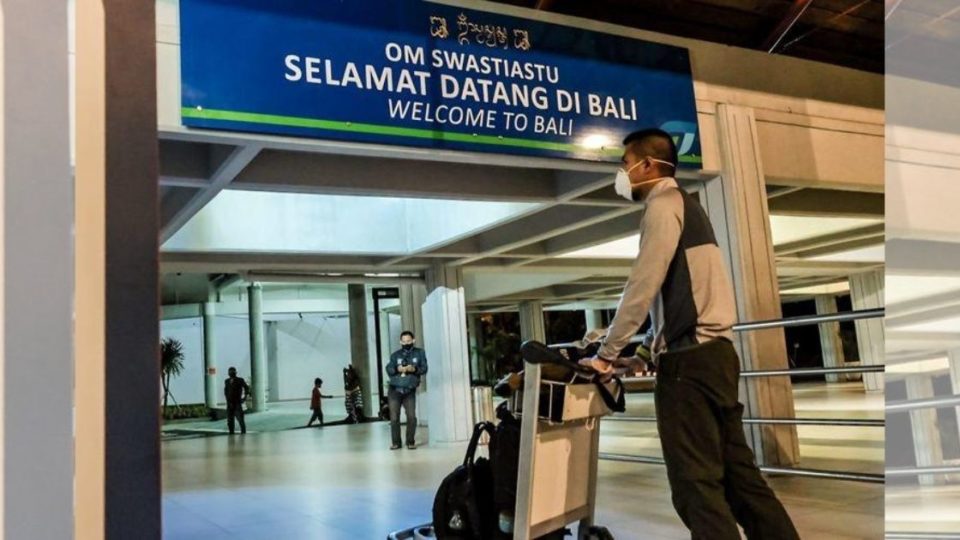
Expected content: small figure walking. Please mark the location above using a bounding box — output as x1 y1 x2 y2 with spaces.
307 378 333 427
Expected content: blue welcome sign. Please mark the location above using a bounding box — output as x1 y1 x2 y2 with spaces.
180 0 702 166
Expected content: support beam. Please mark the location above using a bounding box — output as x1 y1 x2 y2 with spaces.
712 104 799 466
348 284 374 418
202 303 219 408
815 296 844 383
849 270 884 392
519 301 547 343
247 283 267 412
774 223 884 257
75 1 160 537
160 143 262 243
767 188 884 218
906 375 945 486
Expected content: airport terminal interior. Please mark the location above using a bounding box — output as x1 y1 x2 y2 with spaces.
145 1 886 538
22 0 960 539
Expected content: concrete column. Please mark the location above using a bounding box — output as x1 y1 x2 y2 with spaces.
202 303 219 408
399 283 426 343
849 270 884 392
947 349 960 453
906 375 945 486
248 283 267 412
348 284 374 418
467 313 483 382
711 104 799 466
520 301 547 342
75 1 161 537
584 309 604 333
814 295 844 384
266 321 280 402
423 264 472 444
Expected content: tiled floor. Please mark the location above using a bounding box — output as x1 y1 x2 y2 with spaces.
163 382 884 539
886 484 960 535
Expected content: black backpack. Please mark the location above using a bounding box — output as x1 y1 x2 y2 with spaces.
432 422 498 539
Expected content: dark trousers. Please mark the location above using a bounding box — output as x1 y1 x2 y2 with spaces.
227 403 246 434
388 388 417 446
308 407 324 426
655 339 799 540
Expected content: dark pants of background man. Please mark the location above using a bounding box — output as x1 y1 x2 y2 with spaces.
388 388 417 447
227 403 246 434
655 339 800 540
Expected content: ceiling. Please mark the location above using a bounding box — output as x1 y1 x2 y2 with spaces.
487 0 884 73
158 134 883 309
887 0 960 87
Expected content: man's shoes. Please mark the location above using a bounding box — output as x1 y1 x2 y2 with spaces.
407 443 416 450
390 444 402 450
577 356 615 382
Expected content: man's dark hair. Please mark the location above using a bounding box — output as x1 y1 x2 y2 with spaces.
400 331 415 339
623 128 678 171
315 378 322 386
228 366 237 373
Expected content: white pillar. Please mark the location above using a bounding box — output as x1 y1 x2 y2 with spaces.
584 309 603 333
202 303 219 408
521 301 547 342
5 1 75 537
423 265 472 444
248 283 267 412
906 375 945 486
712 103 799 466
814 295 844 384
849 270 884 392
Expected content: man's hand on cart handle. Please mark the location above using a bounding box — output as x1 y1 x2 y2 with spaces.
578 354 615 382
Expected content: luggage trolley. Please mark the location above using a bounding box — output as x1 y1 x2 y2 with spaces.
388 345 620 540
512 361 618 540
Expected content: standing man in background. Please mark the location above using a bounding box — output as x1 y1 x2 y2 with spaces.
386 331 428 450
224 366 250 435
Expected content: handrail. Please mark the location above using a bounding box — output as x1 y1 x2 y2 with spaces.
604 416 883 427
598 453 883 483
886 465 960 477
548 308 885 349
621 364 884 386
886 533 960 539
886 395 960 413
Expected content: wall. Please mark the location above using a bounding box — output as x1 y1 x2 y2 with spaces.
272 313 352 401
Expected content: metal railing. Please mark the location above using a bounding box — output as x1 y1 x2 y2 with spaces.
887 394 960 414
543 308 886 484
886 534 960 540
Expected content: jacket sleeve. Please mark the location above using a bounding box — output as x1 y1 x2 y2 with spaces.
416 352 428 376
599 190 683 360
224 380 229 400
386 352 398 376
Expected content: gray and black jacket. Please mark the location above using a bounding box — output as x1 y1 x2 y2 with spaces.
599 178 736 360
386 347 428 393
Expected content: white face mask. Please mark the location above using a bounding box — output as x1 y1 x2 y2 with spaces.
614 158 675 201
